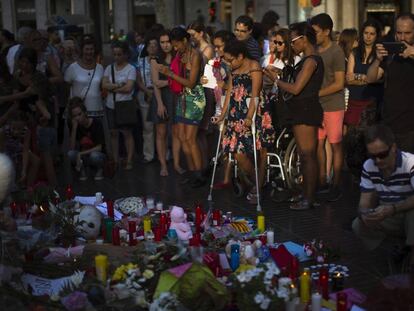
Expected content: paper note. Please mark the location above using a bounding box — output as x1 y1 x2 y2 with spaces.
74 196 96 205
283 241 309 262
202 64 217 89
96 203 123 221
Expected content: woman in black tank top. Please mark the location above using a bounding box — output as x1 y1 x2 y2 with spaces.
265 22 324 210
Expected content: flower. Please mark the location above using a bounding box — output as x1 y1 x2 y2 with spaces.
233 84 247 102
213 59 221 68
261 112 272 129
260 297 271 310
61 291 88 311
255 292 265 304
112 263 139 281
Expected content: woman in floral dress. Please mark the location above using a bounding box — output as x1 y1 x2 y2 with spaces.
213 40 275 204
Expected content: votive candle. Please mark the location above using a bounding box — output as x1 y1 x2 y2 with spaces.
311 292 322 311
95 254 108 283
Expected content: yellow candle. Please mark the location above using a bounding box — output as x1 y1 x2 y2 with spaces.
95 254 108 283
257 214 265 233
300 268 311 303
143 216 151 233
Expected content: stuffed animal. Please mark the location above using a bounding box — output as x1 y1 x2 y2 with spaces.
75 205 102 239
169 206 192 241
225 239 259 266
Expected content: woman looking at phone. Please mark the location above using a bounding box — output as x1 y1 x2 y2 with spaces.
157 27 206 188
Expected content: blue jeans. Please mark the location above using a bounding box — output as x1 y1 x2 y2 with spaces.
67 150 105 169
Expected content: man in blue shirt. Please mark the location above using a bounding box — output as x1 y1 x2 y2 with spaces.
233 15 261 62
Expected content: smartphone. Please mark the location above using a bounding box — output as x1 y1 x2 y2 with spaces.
382 42 406 54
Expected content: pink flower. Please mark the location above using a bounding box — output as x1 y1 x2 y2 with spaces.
261 112 272 129
229 135 237 151
256 138 262 150
234 121 244 133
230 107 236 116
233 85 246 102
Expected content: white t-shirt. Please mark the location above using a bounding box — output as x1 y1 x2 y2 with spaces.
261 54 302 69
64 62 104 113
103 63 137 109
6 44 21 74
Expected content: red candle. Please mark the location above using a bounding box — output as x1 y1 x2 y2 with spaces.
128 221 137 246
112 227 120 246
154 226 162 242
212 209 221 226
10 202 17 218
191 231 201 246
289 256 300 281
106 200 114 220
319 267 329 300
65 184 74 200
160 212 167 235
336 292 347 311
195 204 202 231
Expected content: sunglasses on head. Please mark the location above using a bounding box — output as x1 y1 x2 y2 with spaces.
369 146 392 160
273 40 284 46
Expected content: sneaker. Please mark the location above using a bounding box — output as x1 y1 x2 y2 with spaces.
290 199 315 211
79 168 88 181
94 169 104 181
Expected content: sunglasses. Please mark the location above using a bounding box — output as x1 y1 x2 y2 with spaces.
368 146 392 160
273 40 285 46
290 35 304 44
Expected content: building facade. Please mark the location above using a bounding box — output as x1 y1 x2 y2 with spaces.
1 0 413 42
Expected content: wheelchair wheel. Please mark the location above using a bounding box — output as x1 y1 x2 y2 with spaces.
283 137 303 190
232 177 244 197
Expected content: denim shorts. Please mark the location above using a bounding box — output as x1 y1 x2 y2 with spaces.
37 126 57 152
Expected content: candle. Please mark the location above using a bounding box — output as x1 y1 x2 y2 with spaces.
156 202 163 211
106 200 114 220
212 209 221 226
257 213 265 233
143 216 151 233
95 192 103 204
10 202 17 218
104 218 113 243
65 184 74 200
195 204 202 231
95 254 108 283
160 212 167 235
300 268 311 303
319 267 329 300
112 227 120 246
154 226 162 242
230 244 240 271
286 297 299 311
332 271 345 291
146 197 155 210
311 292 322 311
336 292 347 311
128 220 136 246
266 229 274 245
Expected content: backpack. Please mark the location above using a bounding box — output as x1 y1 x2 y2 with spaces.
168 54 183 94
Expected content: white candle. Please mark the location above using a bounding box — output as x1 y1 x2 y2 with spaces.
311 292 322 311
266 230 274 245
146 197 155 210
95 192 103 204
285 297 299 311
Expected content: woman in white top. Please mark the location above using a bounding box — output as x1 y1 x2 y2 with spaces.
102 41 137 170
64 38 104 118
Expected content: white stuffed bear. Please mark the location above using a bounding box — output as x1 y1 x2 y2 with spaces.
75 205 102 239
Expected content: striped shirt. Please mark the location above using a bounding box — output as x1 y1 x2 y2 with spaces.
243 37 261 63
360 150 414 204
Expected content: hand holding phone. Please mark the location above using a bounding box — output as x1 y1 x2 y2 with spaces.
382 42 407 54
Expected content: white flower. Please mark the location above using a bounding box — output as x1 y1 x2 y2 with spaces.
254 292 265 304
260 297 271 310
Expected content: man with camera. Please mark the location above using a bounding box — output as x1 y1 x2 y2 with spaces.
367 13 414 153
352 125 414 269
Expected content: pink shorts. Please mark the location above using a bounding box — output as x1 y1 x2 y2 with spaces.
318 110 345 143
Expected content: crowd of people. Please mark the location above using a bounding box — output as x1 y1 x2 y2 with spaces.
0 12 413 207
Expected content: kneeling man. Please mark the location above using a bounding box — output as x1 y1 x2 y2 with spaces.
352 125 414 267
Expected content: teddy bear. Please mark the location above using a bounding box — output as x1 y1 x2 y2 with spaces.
225 239 259 266
169 206 193 241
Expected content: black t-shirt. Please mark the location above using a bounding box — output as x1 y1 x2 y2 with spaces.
76 119 105 151
380 55 414 133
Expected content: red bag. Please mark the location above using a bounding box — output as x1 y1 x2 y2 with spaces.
168 54 183 94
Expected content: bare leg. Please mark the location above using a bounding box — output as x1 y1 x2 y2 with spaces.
185 124 202 171
331 141 343 188
293 125 318 203
234 153 254 182
258 148 268 189
325 140 333 184
156 123 168 175
172 124 184 173
178 123 194 171
317 138 327 187
122 130 135 166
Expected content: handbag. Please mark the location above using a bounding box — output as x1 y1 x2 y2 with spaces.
111 64 137 126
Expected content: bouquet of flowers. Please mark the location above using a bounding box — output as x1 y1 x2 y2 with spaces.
229 262 285 311
303 239 340 263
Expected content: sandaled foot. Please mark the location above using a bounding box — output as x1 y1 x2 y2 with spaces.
174 167 186 175
160 168 169 177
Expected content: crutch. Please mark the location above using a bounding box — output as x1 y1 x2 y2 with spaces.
249 97 262 212
207 102 229 202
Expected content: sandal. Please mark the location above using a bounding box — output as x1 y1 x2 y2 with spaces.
160 168 169 177
174 167 186 175
289 199 315 211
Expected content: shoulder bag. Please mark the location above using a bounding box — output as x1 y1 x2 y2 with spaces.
111 64 137 126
